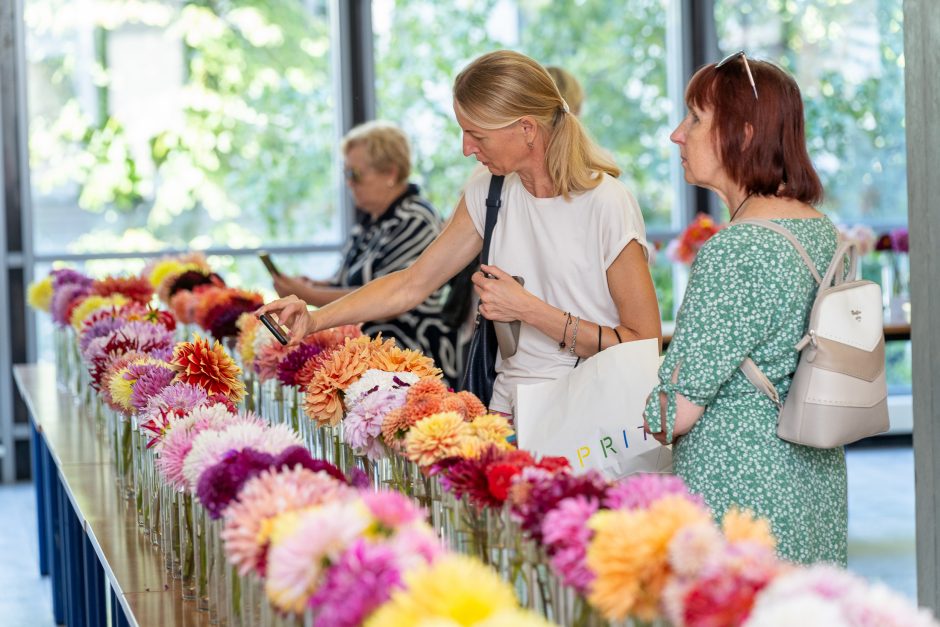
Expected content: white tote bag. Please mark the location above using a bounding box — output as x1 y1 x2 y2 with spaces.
516 338 672 480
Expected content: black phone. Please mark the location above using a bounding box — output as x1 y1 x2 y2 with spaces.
258 313 289 345
259 251 281 277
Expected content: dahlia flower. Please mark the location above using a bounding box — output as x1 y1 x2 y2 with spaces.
264 500 371 614
182 422 301 490
221 467 353 577
171 335 245 402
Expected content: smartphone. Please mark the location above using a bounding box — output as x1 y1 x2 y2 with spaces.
259 251 282 277
258 313 289 345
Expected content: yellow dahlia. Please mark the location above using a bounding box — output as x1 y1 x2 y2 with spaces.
171 334 245 402
147 259 191 290
469 414 514 445
404 412 471 467
235 313 259 366
364 554 518 627
587 495 712 621
70 294 128 331
721 507 777 550
27 276 54 312
107 356 162 412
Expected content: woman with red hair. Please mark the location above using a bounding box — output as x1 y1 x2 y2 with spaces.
644 53 847 565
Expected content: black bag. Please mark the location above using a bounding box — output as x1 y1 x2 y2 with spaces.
459 175 505 406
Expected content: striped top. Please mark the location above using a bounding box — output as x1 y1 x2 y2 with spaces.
332 184 460 385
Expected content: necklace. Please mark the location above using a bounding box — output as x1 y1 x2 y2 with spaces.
729 192 756 222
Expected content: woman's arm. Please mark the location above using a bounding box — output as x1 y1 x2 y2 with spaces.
473 239 662 358
257 196 483 344
646 365 706 444
272 274 355 307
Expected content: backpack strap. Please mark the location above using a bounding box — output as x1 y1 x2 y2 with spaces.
735 218 823 284
735 218 827 408
740 357 782 409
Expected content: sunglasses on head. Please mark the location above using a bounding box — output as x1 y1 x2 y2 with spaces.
716 50 758 100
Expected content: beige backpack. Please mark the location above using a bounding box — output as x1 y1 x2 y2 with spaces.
737 219 890 448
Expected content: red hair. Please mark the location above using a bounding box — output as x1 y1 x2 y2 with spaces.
686 58 823 205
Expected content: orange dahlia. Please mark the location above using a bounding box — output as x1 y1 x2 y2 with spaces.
302 384 344 427
303 336 392 415
408 377 449 398
307 324 363 349
171 335 245 403
721 507 777 550
92 275 154 304
170 290 200 324
370 346 442 379
294 348 336 389
456 391 487 419
379 394 442 448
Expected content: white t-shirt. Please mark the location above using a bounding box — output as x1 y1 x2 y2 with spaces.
464 167 650 413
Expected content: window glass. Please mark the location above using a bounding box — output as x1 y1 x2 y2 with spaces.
25 0 341 256
715 0 910 391
714 0 906 226
372 0 677 231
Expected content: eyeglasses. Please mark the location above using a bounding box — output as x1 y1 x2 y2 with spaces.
343 166 365 184
716 50 758 100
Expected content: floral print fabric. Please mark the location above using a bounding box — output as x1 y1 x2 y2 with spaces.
645 218 847 565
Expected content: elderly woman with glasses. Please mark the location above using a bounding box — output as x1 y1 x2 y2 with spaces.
260 49 662 418
272 120 463 386
643 53 847 565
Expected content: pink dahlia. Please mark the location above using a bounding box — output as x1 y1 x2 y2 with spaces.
308 539 404 627
541 495 599 593
222 467 353 577
604 473 704 511
182 422 301 490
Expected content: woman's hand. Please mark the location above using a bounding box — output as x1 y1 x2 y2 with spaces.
643 416 670 445
255 295 317 345
472 264 535 323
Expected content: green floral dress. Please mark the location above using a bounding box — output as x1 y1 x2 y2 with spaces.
645 218 847 565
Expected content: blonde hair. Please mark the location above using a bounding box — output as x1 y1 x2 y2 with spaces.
341 120 411 184
546 65 584 116
454 50 618 198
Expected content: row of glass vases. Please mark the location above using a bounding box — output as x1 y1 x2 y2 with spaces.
57 325 606 626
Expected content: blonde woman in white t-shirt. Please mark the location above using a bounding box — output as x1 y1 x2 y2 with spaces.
258 49 662 414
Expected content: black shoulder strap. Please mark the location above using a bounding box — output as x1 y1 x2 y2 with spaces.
480 175 505 265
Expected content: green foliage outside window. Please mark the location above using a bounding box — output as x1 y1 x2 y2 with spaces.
373 0 675 228
27 0 338 254
715 0 906 223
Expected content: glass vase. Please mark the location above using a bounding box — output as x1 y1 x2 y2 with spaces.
882 251 911 323
193 499 209 610
179 492 196 600
162 484 181 577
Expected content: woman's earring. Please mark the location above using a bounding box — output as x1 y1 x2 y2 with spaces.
527 140 534 149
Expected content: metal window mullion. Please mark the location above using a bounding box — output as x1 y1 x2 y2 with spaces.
1 0 32 482
332 0 375 243
28 242 346 265
679 0 719 221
